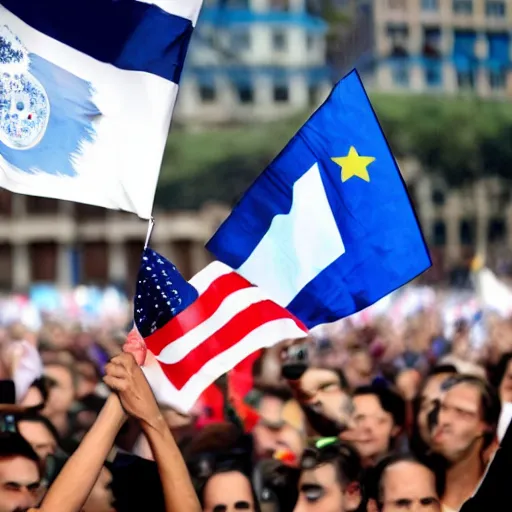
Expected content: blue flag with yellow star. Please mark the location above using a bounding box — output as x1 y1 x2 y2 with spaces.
206 69 431 328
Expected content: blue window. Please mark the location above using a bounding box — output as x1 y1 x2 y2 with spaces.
391 59 409 86
453 31 477 71
422 0 439 10
230 30 250 50
453 0 473 14
488 33 509 89
486 1 506 16
425 59 442 86
423 28 442 57
272 30 287 51
489 69 506 89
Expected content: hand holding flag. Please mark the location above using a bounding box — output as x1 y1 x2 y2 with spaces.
132 248 308 412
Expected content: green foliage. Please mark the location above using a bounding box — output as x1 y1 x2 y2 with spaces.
155 93 512 209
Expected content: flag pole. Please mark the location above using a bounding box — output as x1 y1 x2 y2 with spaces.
144 217 155 249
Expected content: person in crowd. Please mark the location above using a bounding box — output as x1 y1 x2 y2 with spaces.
16 413 59 461
293 438 362 512
19 377 55 411
411 365 459 456
490 351 512 404
251 384 305 462
0 431 42 512
31 352 200 512
41 362 77 436
430 374 501 512
365 453 445 512
351 383 406 467
343 347 374 390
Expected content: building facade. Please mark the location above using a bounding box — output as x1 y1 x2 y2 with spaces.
174 0 333 124
341 0 512 97
0 191 229 293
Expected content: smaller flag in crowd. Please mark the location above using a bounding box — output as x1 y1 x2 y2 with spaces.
207 69 431 329
133 248 308 412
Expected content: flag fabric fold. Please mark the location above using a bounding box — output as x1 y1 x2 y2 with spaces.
0 0 202 218
207 69 431 328
134 248 308 412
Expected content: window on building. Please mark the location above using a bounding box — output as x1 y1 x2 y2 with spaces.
422 0 439 10
460 219 475 245
423 27 442 57
391 59 410 85
489 69 507 89
272 30 287 51
306 34 315 51
432 189 446 205
432 221 447 246
486 1 506 16
453 0 473 14
199 84 216 102
387 0 407 9
425 60 443 86
82 242 109 285
29 243 57 283
387 24 409 57
457 70 476 89
453 31 477 89
273 85 289 102
230 31 250 51
269 0 290 11
488 218 506 243
237 85 254 103
488 33 509 89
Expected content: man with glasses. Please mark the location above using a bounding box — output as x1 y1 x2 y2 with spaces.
293 438 362 512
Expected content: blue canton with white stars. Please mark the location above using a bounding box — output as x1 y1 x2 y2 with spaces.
134 248 199 338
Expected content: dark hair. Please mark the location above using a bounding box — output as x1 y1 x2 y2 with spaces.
252 383 293 405
428 364 458 378
491 352 512 389
28 376 57 406
353 383 406 429
16 413 61 446
442 374 501 448
300 440 362 489
365 453 445 508
0 431 41 475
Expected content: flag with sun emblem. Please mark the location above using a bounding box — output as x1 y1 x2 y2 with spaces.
207 70 431 328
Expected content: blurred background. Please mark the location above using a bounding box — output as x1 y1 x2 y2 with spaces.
0 0 511 325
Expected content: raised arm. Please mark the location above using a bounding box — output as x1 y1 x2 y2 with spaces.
36 393 126 512
104 353 200 512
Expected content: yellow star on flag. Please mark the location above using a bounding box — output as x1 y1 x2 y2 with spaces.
331 146 376 183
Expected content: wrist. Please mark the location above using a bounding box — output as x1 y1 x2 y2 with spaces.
141 413 167 436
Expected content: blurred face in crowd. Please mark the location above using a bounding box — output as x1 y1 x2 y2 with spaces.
0 456 41 512
20 387 44 410
352 394 398 465
203 470 256 512
17 420 57 461
417 372 454 446
379 461 440 512
82 467 115 512
43 364 75 415
293 462 359 512
499 359 512 404
431 382 486 462
295 368 354 432
75 361 99 400
343 350 373 390
253 395 304 461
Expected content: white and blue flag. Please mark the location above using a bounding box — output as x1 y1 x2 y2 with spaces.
0 0 202 218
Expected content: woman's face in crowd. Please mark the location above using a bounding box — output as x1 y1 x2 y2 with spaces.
203 470 256 512
352 394 397 464
499 359 512 404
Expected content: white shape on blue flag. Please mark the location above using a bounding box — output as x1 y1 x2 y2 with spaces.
238 163 345 306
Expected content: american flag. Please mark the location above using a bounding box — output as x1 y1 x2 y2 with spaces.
134 248 308 412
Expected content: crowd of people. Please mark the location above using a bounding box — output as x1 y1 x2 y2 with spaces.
1 292 512 512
